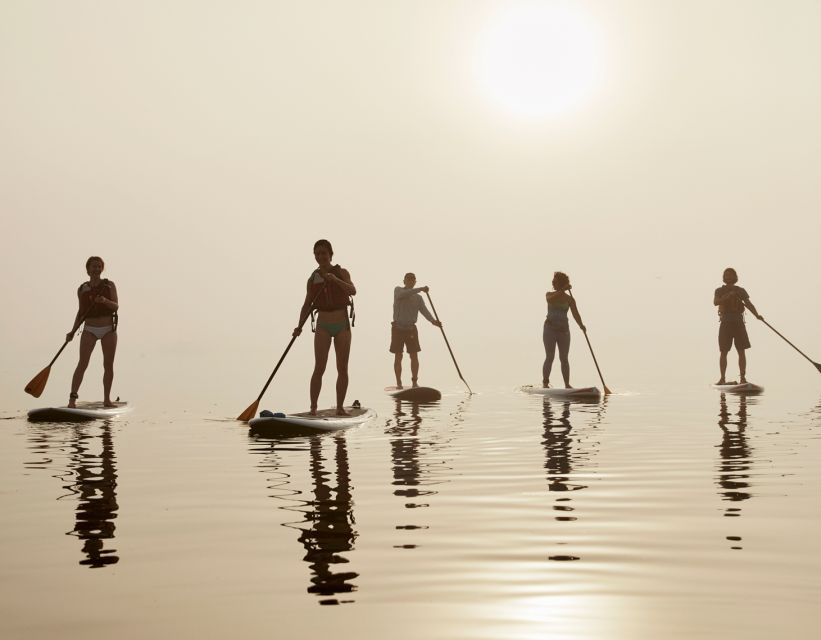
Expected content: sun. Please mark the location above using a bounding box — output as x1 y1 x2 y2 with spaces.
473 2 604 119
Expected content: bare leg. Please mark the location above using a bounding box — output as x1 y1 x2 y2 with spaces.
311 330 332 414
409 352 419 386
69 331 98 407
334 329 352 415
558 331 571 388
717 350 729 384
101 330 118 406
394 352 403 388
542 323 557 387
738 348 747 383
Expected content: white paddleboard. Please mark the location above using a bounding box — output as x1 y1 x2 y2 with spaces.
248 406 376 432
28 401 133 422
384 386 442 402
521 385 601 399
712 382 764 394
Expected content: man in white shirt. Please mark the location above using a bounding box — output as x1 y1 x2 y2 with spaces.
391 273 441 388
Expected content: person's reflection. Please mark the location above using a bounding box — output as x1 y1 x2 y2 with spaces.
250 431 358 605
27 421 120 568
717 393 753 550
543 397 600 562
387 399 442 548
299 435 358 603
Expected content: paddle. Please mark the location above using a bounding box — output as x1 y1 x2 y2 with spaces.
568 290 612 395
758 317 821 374
24 287 106 398
237 284 326 421
424 290 473 395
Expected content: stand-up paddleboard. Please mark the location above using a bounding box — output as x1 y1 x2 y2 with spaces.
712 382 764 394
384 386 442 402
248 406 376 433
28 401 133 422
521 385 601 399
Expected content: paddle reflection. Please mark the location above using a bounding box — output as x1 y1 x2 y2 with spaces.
716 392 755 550
249 432 358 605
542 397 602 562
25 421 120 568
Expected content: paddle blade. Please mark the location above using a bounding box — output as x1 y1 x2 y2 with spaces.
603 385 613 395
237 400 259 422
24 366 51 398
815 362 821 374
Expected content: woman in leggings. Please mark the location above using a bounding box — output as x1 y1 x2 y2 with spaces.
543 271 585 388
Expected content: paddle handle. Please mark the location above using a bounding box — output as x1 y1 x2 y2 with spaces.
425 291 473 395
759 317 821 369
568 290 611 395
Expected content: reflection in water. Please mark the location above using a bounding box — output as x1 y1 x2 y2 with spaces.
386 398 459 549
542 398 602 562
26 422 120 568
250 433 358 605
716 393 754 550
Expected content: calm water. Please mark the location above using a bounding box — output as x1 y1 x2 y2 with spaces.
2 385 821 639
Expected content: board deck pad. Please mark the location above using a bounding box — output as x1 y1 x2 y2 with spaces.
712 382 764 394
28 401 133 422
384 386 442 402
248 406 376 432
521 385 601 399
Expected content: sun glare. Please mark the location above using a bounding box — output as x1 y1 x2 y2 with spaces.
473 2 604 119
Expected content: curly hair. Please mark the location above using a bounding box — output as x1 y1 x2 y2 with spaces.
552 271 570 291
85 256 105 270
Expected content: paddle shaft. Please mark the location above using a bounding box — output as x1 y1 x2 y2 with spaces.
29 286 111 378
759 317 821 371
244 284 328 412
568 290 611 394
424 291 472 394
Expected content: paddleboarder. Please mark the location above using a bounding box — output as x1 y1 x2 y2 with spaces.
543 272 586 389
714 267 762 385
293 239 356 416
66 256 119 408
391 273 441 389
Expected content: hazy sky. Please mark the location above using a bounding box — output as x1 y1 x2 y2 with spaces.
2 1 820 409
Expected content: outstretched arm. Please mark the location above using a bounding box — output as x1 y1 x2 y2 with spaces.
744 298 762 320
294 281 315 336
570 298 586 332
417 298 440 326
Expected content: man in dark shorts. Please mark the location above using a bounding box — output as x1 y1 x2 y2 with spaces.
392 273 441 388
714 267 762 384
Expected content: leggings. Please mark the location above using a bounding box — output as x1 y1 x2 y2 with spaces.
543 321 570 384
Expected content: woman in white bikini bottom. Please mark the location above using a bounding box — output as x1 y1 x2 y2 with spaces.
83 324 113 339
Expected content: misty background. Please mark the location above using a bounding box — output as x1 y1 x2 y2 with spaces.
2 1 819 412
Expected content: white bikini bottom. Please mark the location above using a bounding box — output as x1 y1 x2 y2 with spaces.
83 324 114 339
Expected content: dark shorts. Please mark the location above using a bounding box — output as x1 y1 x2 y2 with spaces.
719 319 751 351
390 324 420 354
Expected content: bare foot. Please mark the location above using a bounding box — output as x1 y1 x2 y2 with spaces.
309 407 318 416
104 400 117 408
396 384 403 389
739 377 747 383
68 400 77 408
565 385 574 389
412 379 419 388
542 381 550 388
336 407 350 416
715 379 726 385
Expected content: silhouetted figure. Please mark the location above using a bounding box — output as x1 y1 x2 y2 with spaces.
66 256 119 407
391 273 441 389
716 393 753 550
543 272 586 388
714 267 762 384
293 239 356 416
